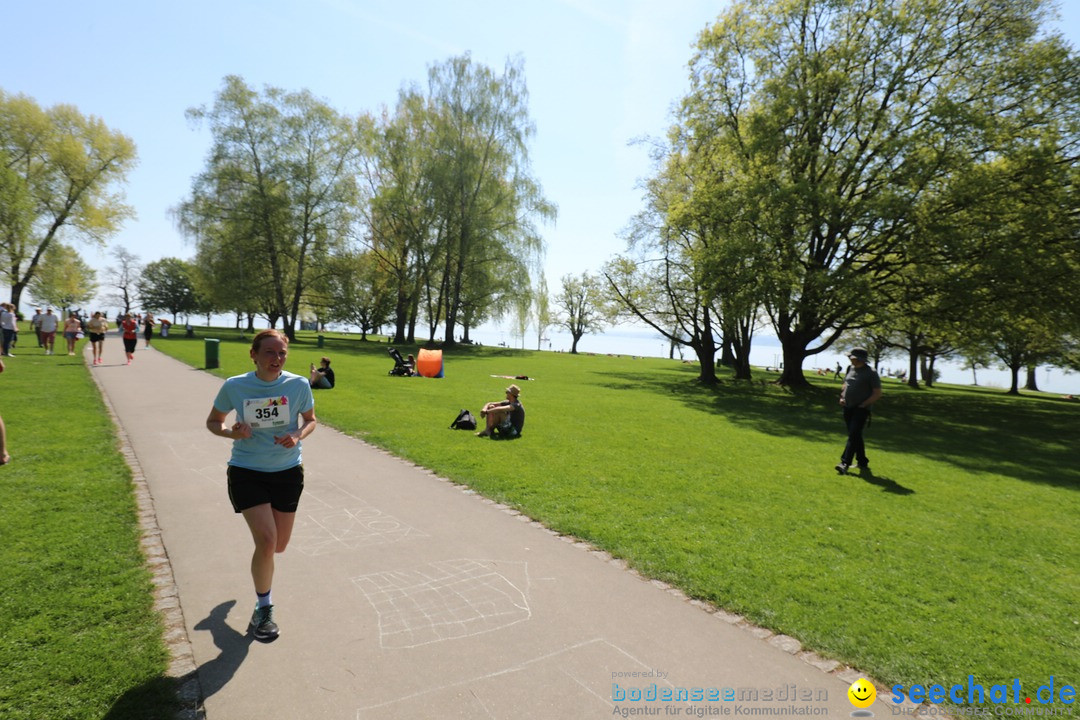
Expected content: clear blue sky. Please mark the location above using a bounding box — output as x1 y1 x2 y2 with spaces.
1 0 727 287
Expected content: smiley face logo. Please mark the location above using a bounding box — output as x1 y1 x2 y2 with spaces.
848 678 876 709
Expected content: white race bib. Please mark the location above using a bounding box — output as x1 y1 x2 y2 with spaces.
243 395 290 430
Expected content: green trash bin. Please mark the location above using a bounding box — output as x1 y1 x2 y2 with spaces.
317 334 324 348
205 338 220 369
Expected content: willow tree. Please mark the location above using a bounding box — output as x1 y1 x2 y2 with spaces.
178 76 362 339
425 55 554 345
682 0 1077 387
359 92 440 344
0 91 135 311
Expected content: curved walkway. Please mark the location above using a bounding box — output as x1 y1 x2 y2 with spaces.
89 344 891 719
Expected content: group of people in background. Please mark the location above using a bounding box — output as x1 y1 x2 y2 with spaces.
0 306 162 364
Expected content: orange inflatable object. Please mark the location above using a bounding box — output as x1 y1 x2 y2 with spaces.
416 348 444 378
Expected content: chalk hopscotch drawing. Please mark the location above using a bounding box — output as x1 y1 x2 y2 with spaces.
353 559 531 649
288 481 427 556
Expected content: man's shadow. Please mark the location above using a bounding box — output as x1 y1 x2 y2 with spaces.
190 600 255 700
858 468 915 495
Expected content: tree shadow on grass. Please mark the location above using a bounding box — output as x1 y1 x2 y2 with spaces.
591 367 1080 492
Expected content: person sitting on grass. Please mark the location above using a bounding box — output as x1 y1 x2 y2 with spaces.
476 384 525 439
309 356 335 389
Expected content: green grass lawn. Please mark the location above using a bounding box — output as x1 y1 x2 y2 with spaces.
0 349 176 720
156 327 1079 700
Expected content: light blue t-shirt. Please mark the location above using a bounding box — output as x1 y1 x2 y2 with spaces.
213 370 315 472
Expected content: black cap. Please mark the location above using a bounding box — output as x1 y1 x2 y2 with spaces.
848 347 869 362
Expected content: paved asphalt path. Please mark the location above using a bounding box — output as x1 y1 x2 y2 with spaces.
89 342 890 719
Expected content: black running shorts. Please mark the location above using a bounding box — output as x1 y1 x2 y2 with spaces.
227 464 305 513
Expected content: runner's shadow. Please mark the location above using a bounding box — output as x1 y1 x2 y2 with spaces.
192 600 254 700
859 469 915 495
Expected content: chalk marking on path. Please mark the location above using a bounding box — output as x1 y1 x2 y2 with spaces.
353 559 531 649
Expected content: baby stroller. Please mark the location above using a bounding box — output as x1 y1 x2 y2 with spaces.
388 347 412 376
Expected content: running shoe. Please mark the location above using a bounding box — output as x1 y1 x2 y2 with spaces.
249 605 279 641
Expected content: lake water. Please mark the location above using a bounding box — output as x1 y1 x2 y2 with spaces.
467 324 1080 396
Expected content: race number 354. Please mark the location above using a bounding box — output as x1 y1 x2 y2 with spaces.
244 397 288 429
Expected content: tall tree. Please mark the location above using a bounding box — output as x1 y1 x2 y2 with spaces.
359 95 437 344
512 285 532 349
606 141 738 384
178 76 361 339
137 257 198 322
306 250 394 339
0 91 136 311
554 272 607 354
533 272 552 351
27 242 97 315
947 147 1080 393
681 0 1078 387
101 245 142 315
425 55 554 345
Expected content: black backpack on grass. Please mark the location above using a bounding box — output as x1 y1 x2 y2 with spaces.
450 409 477 430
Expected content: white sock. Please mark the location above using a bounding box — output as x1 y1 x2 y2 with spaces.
256 590 272 608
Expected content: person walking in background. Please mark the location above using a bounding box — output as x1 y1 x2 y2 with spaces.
0 304 17 357
86 311 110 365
205 329 317 642
62 313 81 356
39 308 58 355
142 313 155 348
836 347 883 475
31 308 43 347
121 313 138 364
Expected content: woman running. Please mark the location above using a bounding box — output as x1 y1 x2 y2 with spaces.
86 311 110 365
205 329 317 641
121 313 138 364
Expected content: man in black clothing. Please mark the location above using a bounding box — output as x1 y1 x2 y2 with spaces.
836 348 882 475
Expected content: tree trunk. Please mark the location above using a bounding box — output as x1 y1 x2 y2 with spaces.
392 281 409 344
10 279 27 312
777 342 810 388
924 356 936 388
1007 365 1020 395
731 344 752 380
907 345 920 389
1024 365 1039 392
570 332 582 354
694 343 718 384
720 336 735 367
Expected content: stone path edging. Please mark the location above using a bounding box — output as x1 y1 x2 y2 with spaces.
88 364 206 720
